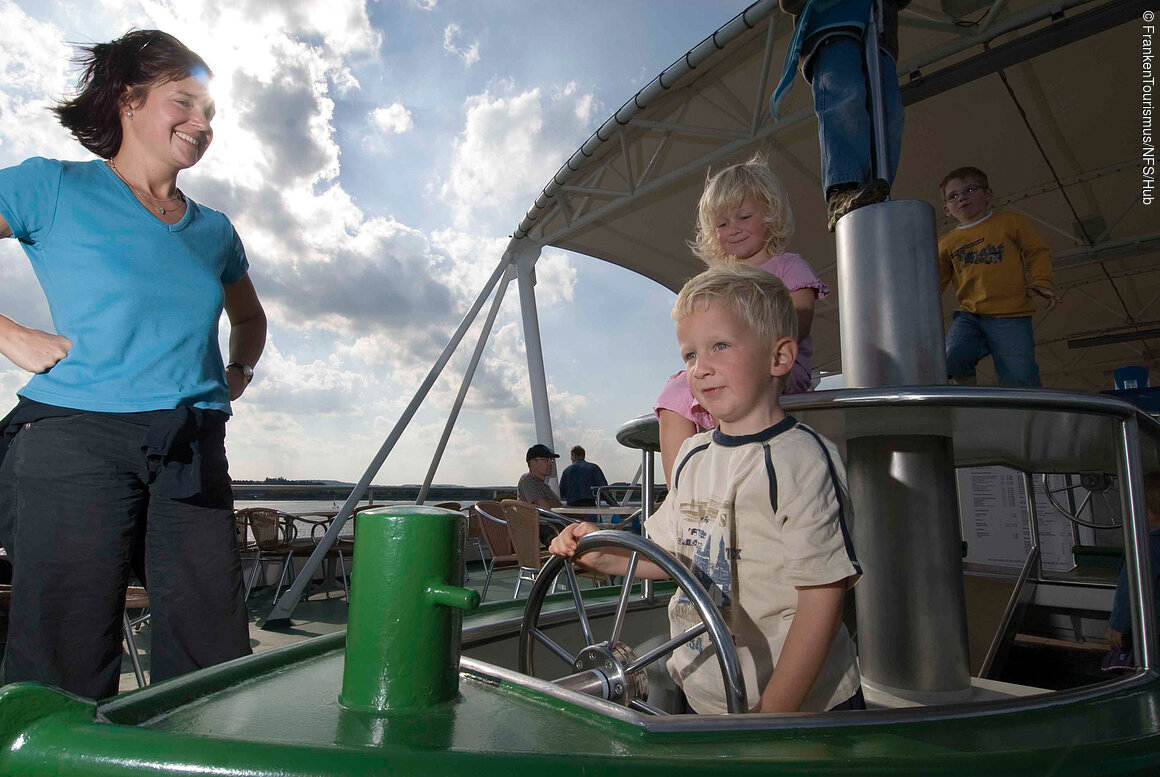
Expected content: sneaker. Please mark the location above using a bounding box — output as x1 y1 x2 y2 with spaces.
826 178 891 232
1101 646 1134 672
824 183 858 232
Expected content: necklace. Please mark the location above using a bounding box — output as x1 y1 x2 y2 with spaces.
107 159 185 215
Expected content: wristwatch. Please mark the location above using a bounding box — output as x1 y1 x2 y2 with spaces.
226 362 254 383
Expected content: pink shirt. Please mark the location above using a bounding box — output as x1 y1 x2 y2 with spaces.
654 252 828 429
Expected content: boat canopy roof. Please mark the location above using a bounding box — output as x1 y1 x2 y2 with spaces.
511 0 1154 392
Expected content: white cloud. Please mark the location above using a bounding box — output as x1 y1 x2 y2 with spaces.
573 93 596 123
442 23 480 67
371 103 413 134
409 0 437 8
534 249 577 307
243 343 369 416
0 3 78 161
438 83 601 230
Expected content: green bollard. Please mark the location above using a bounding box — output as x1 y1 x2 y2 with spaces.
339 506 480 714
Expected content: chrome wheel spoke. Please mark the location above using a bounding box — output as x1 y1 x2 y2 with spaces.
531 627 576 666
563 562 596 646
608 552 639 647
625 622 708 674
1075 489 1093 517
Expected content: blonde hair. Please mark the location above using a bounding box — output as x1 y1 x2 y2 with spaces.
690 152 794 264
672 262 798 344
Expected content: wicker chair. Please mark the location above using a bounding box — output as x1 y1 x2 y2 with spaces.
0 583 152 689
471 501 520 602
122 585 151 687
463 509 487 579
234 510 261 600
501 501 558 599
237 508 349 605
504 501 609 596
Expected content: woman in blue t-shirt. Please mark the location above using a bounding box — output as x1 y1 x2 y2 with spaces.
0 30 266 699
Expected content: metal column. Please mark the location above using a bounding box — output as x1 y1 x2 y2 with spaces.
837 200 972 700
260 252 515 627
516 248 558 483
417 265 516 504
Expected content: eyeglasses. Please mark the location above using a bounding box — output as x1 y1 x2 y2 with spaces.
945 184 983 203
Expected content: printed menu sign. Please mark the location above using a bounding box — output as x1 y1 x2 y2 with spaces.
957 467 1081 572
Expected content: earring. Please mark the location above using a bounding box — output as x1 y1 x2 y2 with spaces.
126 111 134 118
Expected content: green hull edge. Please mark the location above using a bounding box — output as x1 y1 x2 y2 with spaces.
3 595 1160 776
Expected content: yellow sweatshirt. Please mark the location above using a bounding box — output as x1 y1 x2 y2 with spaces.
938 210 1054 317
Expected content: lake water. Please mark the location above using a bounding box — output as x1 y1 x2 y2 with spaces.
234 499 379 514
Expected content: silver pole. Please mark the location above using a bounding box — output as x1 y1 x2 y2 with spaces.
864 0 890 181
837 200 970 699
848 435 971 695
1023 471 1043 578
260 252 516 626
516 248 558 486
642 449 655 603
837 201 946 386
1117 419 1156 671
417 266 515 504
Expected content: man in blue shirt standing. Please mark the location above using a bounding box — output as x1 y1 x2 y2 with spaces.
559 446 608 507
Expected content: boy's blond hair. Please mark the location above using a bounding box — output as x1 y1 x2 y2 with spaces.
690 152 794 264
672 261 799 344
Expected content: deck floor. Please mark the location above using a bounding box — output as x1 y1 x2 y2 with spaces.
117 560 588 693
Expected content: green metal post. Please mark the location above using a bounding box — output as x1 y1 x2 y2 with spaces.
339 506 479 714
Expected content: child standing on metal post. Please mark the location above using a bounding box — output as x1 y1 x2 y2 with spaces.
771 0 909 232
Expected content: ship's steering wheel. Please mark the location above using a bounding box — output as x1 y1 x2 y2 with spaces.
517 530 747 714
1040 473 1122 530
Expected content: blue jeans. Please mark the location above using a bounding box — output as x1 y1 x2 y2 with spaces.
811 36 904 195
946 312 1042 387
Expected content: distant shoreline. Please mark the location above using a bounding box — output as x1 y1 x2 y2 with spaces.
231 482 516 503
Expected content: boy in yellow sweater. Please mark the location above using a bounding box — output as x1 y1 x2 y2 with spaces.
937 166 1057 387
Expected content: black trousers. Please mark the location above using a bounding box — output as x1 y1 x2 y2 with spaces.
0 413 251 699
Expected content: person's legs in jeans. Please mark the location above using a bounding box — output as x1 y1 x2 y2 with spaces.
812 39 904 193
145 422 250 683
981 315 1041 387
2 415 146 699
812 36 871 197
945 311 990 383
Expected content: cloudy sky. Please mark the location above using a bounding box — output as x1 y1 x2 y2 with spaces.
0 0 748 488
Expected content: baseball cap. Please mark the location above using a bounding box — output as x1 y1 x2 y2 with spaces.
526 444 559 462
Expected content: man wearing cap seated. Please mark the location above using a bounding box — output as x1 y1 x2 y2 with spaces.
518 444 564 547
518 444 564 509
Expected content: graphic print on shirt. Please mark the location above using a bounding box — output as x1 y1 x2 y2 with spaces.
672 496 738 652
951 237 1005 268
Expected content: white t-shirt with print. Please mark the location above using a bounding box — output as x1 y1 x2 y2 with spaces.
644 416 861 714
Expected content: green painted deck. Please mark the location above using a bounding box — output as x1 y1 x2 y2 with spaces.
6 605 1160 776
7 548 1156 775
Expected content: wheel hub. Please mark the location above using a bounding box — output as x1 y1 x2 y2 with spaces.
573 642 648 705
1079 473 1114 493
